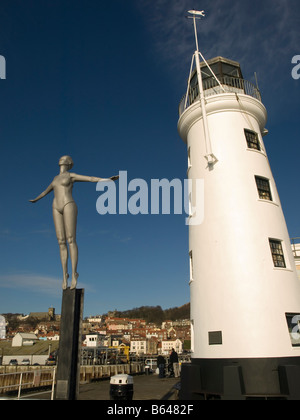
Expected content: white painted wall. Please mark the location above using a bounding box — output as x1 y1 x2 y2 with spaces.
3 355 49 365
178 92 300 360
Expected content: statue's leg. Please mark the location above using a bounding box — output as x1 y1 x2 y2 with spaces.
53 208 69 289
63 202 79 290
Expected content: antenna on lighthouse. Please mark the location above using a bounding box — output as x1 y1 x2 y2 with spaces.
186 10 222 167
187 10 225 93
187 10 205 52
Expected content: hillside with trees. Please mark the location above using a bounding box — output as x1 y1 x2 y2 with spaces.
111 303 190 325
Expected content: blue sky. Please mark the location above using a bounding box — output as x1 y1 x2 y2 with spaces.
0 0 299 317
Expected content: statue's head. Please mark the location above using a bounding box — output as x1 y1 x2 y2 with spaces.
59 155 74 170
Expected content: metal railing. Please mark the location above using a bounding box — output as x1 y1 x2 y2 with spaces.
0 367 56 400
291 238 300 258
179 76 262 116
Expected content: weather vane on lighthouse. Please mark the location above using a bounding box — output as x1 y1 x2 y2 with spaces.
187 9 205 52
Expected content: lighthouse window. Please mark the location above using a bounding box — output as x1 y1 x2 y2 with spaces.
255 176 273 201
209 331 223 346
244 129 261 151
269 239 286 268
285 314 300 347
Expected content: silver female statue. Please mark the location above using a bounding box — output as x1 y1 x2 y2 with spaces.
30 156 119 290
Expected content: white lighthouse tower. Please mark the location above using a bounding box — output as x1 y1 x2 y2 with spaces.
178 11 300 400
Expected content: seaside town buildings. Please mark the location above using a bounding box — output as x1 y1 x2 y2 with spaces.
1 241 298 363
0 311 191 361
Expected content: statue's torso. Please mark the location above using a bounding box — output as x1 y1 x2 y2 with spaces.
52 173 75 213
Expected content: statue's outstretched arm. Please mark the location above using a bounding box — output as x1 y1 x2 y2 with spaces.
29 183 53 203
70 173 119 183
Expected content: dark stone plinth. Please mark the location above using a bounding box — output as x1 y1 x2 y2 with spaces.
278 365 300 400
179 357 300 400
55 288 84 400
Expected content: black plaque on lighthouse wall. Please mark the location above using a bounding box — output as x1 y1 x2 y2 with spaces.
55 288 84 400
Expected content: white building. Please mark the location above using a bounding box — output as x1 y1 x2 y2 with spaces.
130 339 147 355
12 333 38 347
161 339 183 355
87 316 102 324
47 334 60 341
84 333 104 348
178 50 300 399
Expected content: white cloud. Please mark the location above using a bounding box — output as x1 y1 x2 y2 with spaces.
0 273 62 297
0 273 93 298
136 0 300 87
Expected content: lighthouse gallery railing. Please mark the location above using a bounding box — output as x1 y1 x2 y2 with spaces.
179 76 262 116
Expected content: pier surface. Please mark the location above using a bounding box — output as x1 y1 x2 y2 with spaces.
78 375 180 400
